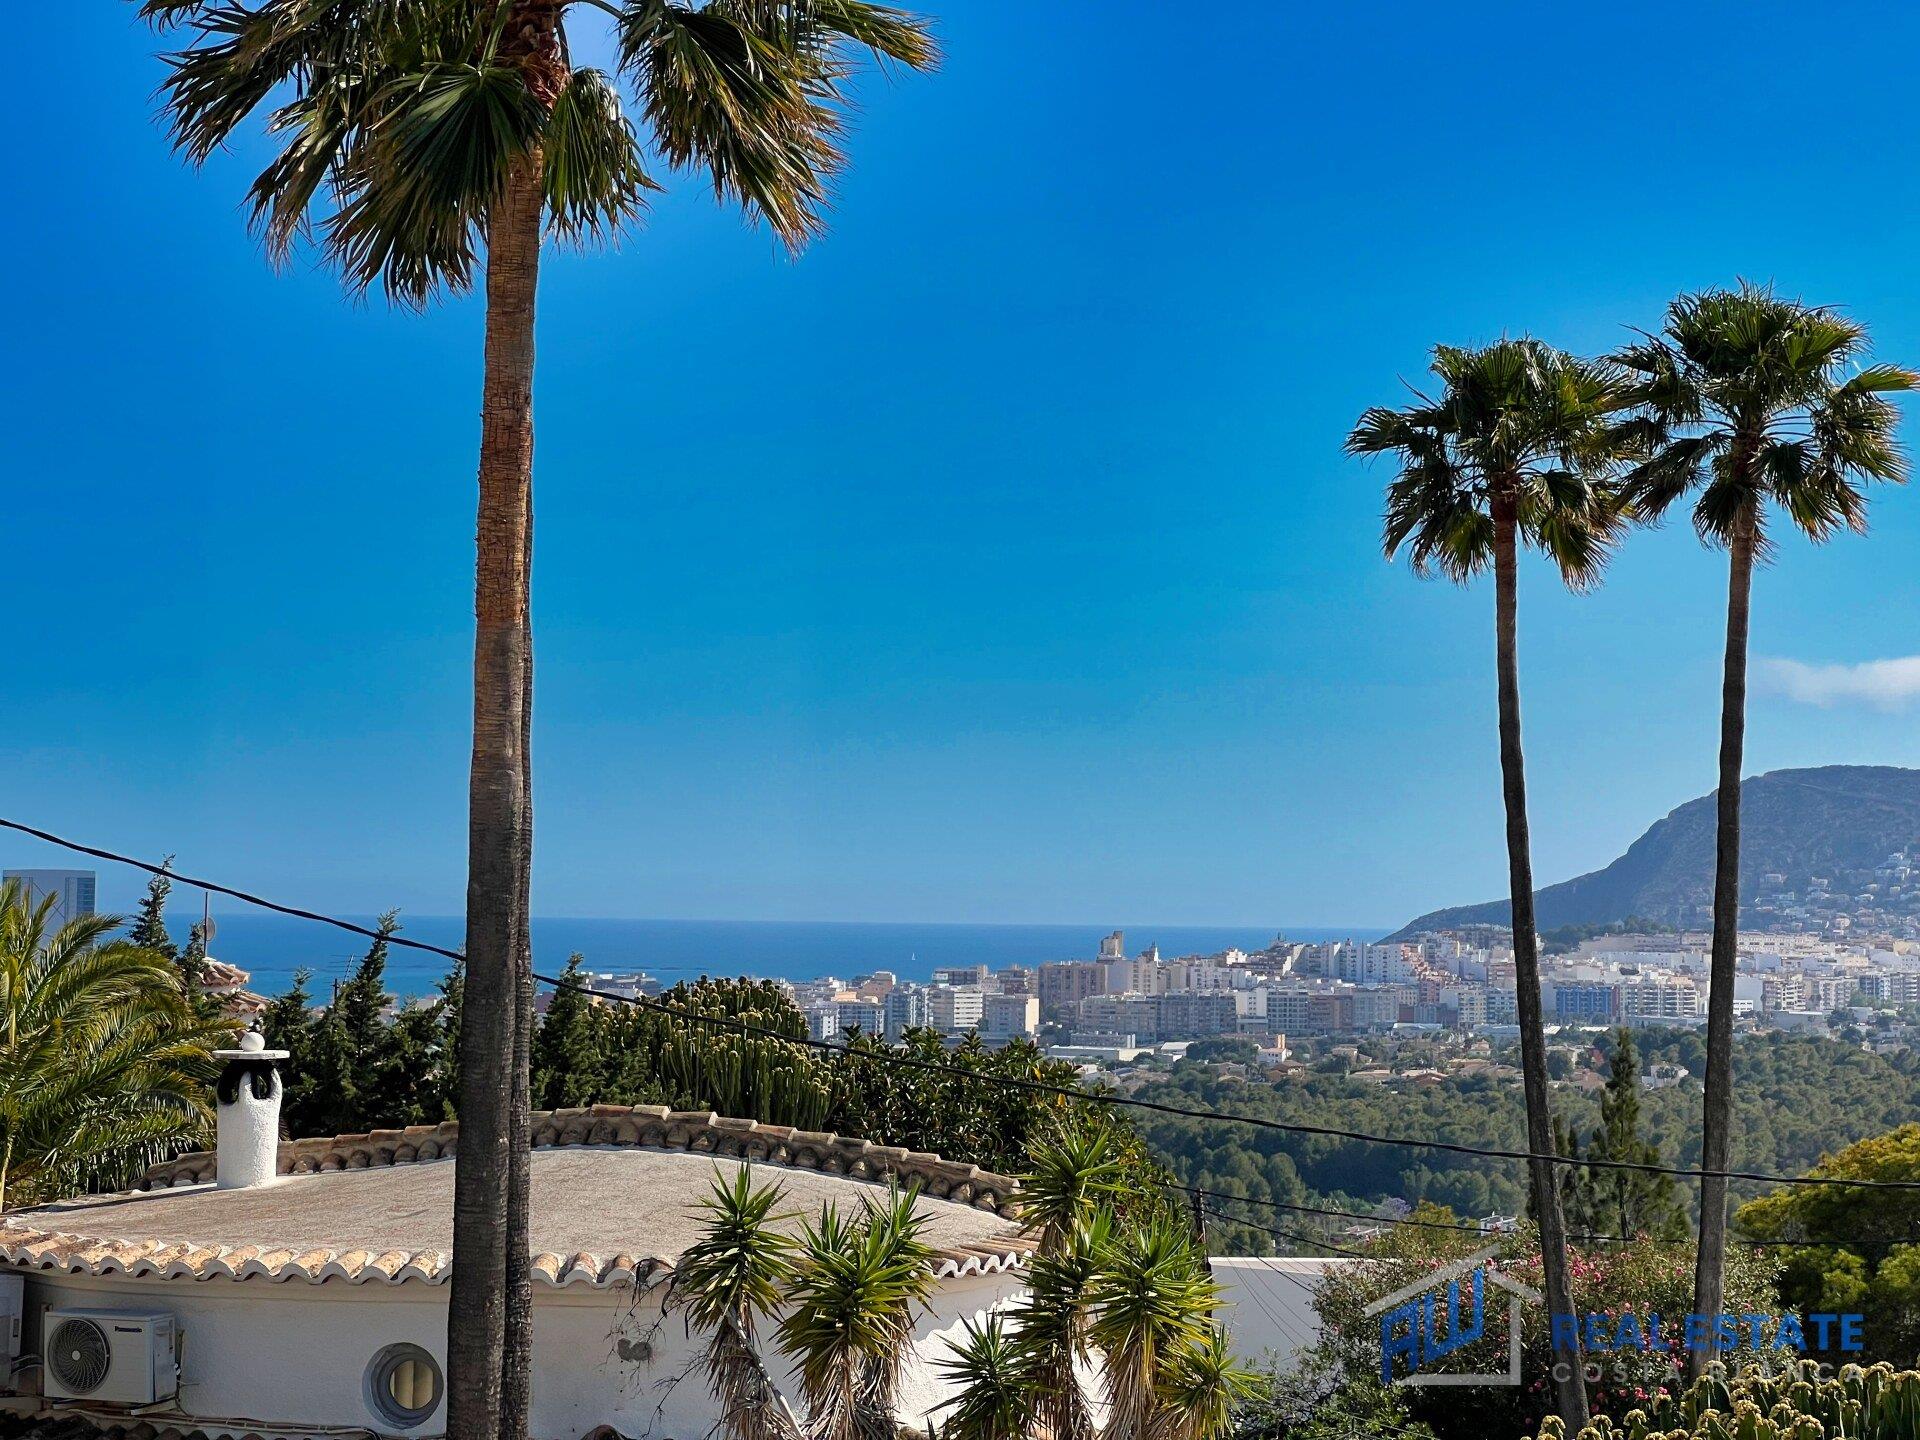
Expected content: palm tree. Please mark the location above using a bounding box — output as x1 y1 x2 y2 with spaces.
1612 284 1915 1362
1084 1211 1221 1440
777 1185 937 1440
0 880 224 1211
669 1167 804 1440
1347 338 1636 1429
135 4 936 1434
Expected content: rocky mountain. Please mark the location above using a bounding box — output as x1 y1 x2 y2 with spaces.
1388 765 1920 940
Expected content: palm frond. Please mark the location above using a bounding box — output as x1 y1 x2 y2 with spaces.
543 66 657 245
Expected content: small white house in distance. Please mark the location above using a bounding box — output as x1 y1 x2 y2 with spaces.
0 1037 1033 1440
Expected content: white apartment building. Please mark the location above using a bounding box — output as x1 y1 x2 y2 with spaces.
883 986 932 1040
929 985 986 1034
981 992 1039 1042
5 869 96 927
1619 973 1700 1021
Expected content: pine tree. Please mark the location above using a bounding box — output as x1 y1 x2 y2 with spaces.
429 961 465 1123
532 954 605 1109
127 858 179 961
178 918 208 995
1584 1029 1688 1242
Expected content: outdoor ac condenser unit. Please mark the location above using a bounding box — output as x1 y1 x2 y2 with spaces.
42 1308 178 1405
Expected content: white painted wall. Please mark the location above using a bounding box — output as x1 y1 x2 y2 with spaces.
6 1267 1027 1439
1211 1257 1344 1371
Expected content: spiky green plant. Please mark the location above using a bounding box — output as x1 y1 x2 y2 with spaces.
0 878 225 1210
669 1167 803 1440
1156 1328 1261 1440
1613 284 1916 1355
1018 1124 1129 1255
1008 1209 1111 1440
1085 1211 1221 1440
777 1185 937 1440
933 1314 1027 1440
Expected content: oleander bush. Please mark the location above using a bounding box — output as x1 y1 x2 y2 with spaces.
1303 1222 1781 1440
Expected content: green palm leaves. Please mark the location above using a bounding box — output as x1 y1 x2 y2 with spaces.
0 878 224 1210
674 1156 1253 1440
1018 1126 1129 1254
1086 1212 1226 1440
779 1185 938 1440
671 1169 805 1440
140 0 939 305
675 1167 938 1440
1348 337 1635 588
934 1314 1026 1440
1615 283 1916 550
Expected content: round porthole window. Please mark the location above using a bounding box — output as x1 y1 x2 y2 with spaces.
365 1343 444 1428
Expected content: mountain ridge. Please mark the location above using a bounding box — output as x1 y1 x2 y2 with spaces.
1387 765 1920 940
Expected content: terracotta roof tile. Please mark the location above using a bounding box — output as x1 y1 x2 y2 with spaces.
1 1109 1034 1290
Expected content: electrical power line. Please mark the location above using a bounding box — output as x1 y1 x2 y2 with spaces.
12 816 1920 1195
1173 1181 1884 1253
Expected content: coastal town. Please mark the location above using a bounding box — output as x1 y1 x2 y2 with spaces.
775 908 1920 1066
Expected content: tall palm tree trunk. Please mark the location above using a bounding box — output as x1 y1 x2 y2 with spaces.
1491 500 1587 1429
1690 503 1755 1374
448 146 544 1440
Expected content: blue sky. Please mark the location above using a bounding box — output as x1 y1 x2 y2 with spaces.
9 2 1920 927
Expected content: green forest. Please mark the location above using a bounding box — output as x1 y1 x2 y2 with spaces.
1135 1031 1920 1253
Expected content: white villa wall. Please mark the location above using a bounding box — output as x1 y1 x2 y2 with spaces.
8 1267 1027 1440
1211 1257 1343 1370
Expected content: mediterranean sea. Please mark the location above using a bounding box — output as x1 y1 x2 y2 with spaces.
181 913 1391 1000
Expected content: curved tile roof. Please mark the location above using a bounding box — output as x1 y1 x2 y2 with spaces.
0 1108 1031 1290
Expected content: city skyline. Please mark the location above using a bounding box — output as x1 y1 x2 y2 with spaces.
12 5 1920 924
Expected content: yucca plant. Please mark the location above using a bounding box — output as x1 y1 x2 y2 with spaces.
1155 1329 1261 1440
0 879 226 1211
1349 338 1640 1429
933 1314 1027 1440
1018 1124 1130 1255
1008 1209 1111 1440
777 1184 937 1440
669 1167 803 1440
1085 1211 1222 1440
1613 285 1916 1354
131 6 937 1433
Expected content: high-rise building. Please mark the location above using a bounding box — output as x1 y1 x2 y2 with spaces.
1038 961 1106 1019
929 986 986 1034
883 985 931 1040
5 869 97 928
981 992 1039 1042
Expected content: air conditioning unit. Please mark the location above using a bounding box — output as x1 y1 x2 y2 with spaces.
42 1308 177 1405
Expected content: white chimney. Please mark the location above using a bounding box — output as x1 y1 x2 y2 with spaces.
213 1030 288 1189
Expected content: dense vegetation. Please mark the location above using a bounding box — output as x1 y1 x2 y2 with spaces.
257 945 1150 1182
0 878 224 1206
1737 1124 1920 1365
1137 1031 1920 1252
1531 1360 1920 1440
1392 763 1920 934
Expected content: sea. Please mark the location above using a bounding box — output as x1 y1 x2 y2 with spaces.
179 914 1391 1001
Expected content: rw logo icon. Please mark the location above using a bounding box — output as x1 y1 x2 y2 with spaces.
1363 1245 1539 1387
